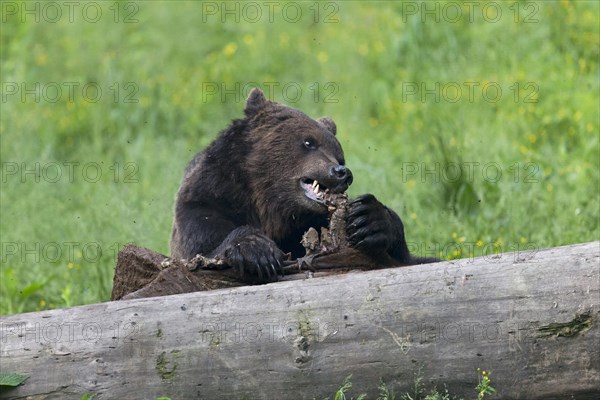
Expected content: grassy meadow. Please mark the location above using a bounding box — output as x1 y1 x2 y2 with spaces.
1 0 598 315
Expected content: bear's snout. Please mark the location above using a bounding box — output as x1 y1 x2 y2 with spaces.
329 164 353 192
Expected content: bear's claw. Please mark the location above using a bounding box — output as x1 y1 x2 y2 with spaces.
222 233 285 284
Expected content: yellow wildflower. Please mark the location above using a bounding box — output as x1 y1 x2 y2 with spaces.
243 34 254 46
358 43 369 56
223 43 237 56
279 33 289 48
317 51 329 63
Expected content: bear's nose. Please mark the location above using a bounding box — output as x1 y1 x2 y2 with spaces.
330 165 353 187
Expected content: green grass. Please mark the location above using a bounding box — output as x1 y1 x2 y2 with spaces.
1 1 598 315
321 368 496 400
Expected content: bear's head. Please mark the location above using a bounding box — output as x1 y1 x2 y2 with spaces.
242 88 353 239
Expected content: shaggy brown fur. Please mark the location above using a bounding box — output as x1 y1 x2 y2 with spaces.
170 88 435 284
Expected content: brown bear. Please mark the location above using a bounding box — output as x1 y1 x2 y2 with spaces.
170 88 435 283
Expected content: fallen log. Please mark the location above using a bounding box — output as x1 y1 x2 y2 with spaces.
1 241 599 399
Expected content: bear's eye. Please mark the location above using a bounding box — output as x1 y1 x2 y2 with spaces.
303 138 317 149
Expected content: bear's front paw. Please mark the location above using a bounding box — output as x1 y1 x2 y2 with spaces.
223 234 285 283
346 194 394 256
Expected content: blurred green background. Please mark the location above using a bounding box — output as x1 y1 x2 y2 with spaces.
1 0 598 315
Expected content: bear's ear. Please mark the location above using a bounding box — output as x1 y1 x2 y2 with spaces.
318 117 337 135
244 88 269 117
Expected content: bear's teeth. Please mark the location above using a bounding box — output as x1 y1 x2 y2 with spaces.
314 184 320 194
312 180 318 190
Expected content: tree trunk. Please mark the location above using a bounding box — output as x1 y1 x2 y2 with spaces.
1 241 598 399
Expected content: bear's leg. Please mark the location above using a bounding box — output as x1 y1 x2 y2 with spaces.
210 226 285 284
170 206 238 260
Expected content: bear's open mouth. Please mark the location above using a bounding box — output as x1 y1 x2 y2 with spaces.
300 178 329 205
